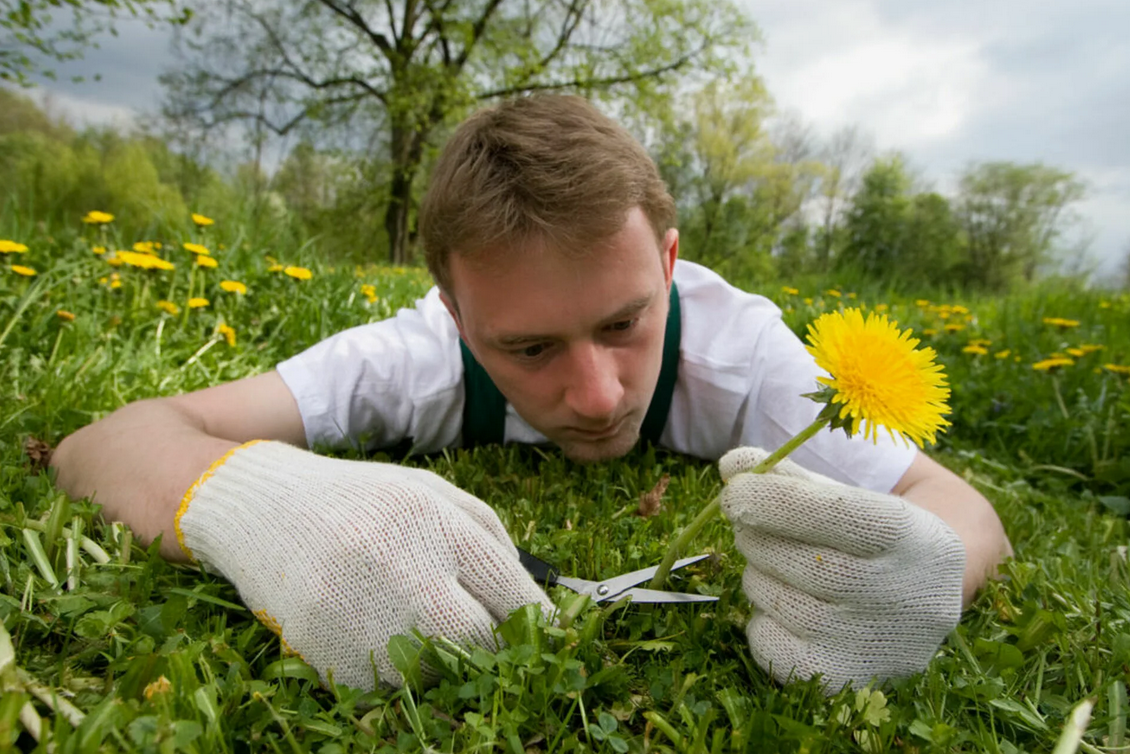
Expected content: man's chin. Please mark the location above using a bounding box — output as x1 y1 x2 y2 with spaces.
556 429 641 464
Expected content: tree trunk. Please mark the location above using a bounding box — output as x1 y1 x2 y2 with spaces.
384 121 430 265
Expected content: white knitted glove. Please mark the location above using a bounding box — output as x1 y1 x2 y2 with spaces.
719 447 965 692
175 441 554 690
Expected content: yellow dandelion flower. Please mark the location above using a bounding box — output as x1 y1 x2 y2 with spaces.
847 292 857 299
805 308 951 447
922 328 937 336
156 300 180 315
803 297 813 305
962 344 988 356
196 255 218 269
82 210 114 225
220 280 247 294
132 241 159 254
92 245 107 255
217 323 236 347
191 213 215 227
183 242 210 256
115 250 175 271
0 240 28 253
1078 343 1104 354
781 286 799 296
10 264 36 276
284 265 313 280
994 349 1012 359
144 675 171 700
1066 347 1085 358
916 299 931 308
1042 317 1080 329
944 323 965 333
267 263 284 273
110 279 121 289
56 310 76 322
874 303 889 313
824 289 842 298
969 339 992 348
105 253 124 267
1032 357 1074 372
1103 363 1130 376
188 297 209 309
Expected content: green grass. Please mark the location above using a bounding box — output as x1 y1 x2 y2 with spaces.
1 217 1129 752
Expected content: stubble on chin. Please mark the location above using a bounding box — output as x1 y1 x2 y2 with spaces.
556 425 642 464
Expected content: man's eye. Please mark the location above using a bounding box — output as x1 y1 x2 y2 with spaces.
608 319 636 332
519 344 545 359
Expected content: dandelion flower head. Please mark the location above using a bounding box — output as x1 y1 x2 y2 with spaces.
284 265 313 280
0 240 28 253
191 213 215 227
188 297 210 309
196 255 218 268
220 280 247 294
805 308 951 447
83 211 114 225
10 265 37 276
183 242 210 256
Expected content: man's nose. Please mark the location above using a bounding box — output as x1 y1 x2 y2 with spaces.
563 342 623 422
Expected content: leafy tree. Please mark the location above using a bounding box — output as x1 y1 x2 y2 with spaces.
814 125 873 265
953 161 1086 291
1 0 188 86
161 0 754 264
838 155 913 279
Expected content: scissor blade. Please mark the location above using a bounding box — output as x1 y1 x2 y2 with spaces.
609 588 718 604
594 553 713 599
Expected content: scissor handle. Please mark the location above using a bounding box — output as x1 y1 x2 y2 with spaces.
517 548 560 587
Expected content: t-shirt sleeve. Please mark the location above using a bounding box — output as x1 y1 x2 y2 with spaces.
274 287 464 453
740 315 917 493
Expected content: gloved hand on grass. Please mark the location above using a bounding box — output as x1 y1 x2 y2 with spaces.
175 440 554 690
718 446 966 693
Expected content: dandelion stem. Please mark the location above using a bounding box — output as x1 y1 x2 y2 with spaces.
647 416 830 590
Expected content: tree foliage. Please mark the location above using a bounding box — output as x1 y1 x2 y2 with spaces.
0 0 188 85
162 0 755 264
954 162 1086 291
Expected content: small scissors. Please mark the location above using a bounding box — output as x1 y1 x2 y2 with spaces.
518 549 718 604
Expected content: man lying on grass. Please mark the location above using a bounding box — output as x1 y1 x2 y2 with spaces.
50 94 1012 694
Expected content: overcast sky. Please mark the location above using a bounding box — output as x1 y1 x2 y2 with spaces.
25 0 1130 279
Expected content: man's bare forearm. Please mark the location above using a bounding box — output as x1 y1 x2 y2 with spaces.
51 399 238 562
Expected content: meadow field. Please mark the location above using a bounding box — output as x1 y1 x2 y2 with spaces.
1 211 1129 752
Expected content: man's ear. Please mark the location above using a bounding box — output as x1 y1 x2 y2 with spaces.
439 290 466 339
662 228 679 289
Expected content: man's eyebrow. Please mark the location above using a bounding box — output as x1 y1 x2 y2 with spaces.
493 294 655 347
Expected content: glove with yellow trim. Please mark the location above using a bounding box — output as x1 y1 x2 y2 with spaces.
719 447 965 692
176 440 554 690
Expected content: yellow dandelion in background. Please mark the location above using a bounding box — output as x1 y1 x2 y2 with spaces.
105 253 124 267
803 297 813 305
1033 357 1074 372
115 250 175 271
196 255 218 269
132 241 160 254
994 349 1012 359
806 308 951 447
969 338 992 348
824 289 842 298
91 245 106 255
110 279 121 289
183 242 210 256
82 210 114 225
284 265 313 280
191 213 215 227
144 675 172 700
781 286 799 296
1103 364 1130 376
1066 347 1085 358
1043 317 1080 329
1078 343 1104 354
10 265 37 276
56 310 76 322
188 297 209 309
156 300 180 315
361 283 379 303
922 328 938 336
916 299 931 307
267 263 283 273
962 344 989 356
220 280 247 294
0 240 28 253
874 303 889 313
217 323 236 347
944 323 965 333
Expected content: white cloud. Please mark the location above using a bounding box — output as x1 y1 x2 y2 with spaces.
32 88 138 130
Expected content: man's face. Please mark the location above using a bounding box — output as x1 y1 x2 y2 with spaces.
442 208 679 463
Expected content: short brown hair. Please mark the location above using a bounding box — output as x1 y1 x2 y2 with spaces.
420 94 676 293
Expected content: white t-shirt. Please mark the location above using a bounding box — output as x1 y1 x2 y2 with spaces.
276 260 917 493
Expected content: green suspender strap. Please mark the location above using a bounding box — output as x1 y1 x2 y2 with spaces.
460 281 681 448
